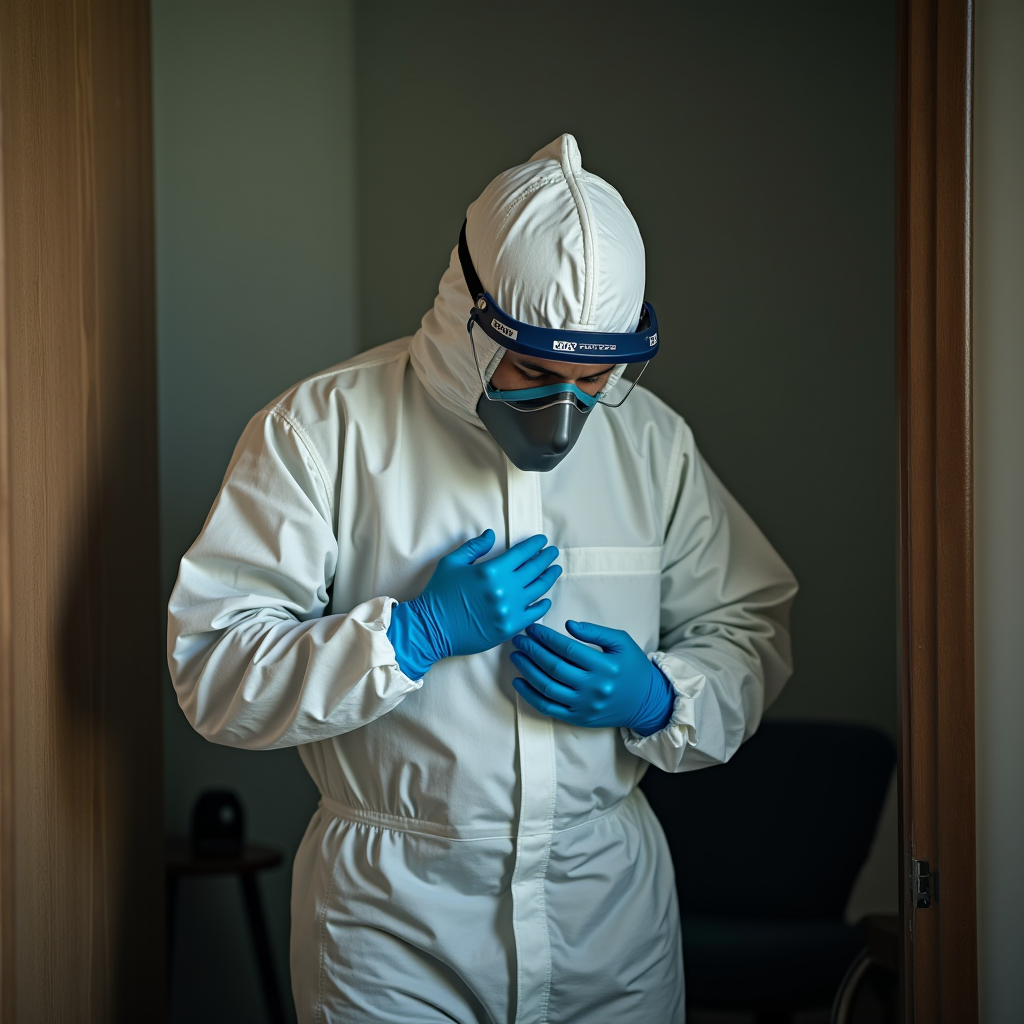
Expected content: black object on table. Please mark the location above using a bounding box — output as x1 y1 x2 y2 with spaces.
191 789 245 858
166 836 287 1024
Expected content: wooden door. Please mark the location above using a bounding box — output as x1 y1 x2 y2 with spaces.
0 0 164 1020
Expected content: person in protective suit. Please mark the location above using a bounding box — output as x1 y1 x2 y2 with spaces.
168 134 798 1024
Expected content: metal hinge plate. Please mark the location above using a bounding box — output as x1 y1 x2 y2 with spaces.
913 859 933 908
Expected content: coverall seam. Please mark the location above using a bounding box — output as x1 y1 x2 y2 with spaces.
314 866 336 1024
660 419 687 548
507 466 555 1024
535 723 558 1024
281 350 408 391
267 345 411 517
270 405 335 522
496 178 560 234
487 177 562 273
561 151 597 325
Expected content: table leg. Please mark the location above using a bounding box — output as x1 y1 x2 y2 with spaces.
166 873 179 1000
240 872 287 1024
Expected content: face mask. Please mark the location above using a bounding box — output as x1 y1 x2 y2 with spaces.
476 389 595 472
457 219 659 472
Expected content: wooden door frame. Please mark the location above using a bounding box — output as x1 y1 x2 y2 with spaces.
0 1 163 1019
898 0 979 1019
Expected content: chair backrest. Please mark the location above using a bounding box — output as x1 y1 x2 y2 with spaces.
639 720 895 920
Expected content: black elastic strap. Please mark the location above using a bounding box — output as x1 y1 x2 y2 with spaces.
458 220 485 301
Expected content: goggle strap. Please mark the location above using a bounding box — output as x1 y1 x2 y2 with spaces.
458 221 485 302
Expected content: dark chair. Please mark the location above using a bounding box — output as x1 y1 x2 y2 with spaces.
831 914 900 1024
640 720 895 1024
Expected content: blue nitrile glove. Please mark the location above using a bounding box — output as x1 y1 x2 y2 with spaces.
510 620 675 735
388 530 561 679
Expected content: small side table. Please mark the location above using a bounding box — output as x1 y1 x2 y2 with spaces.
166 836 287 1024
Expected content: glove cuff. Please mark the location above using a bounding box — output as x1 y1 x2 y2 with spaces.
626 660 676 737
387 597 451 679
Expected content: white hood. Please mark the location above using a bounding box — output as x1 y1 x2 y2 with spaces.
409 134 647 424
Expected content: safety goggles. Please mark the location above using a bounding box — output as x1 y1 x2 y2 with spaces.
459 222 659 411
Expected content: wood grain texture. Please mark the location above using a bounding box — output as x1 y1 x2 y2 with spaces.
0 0 163 1020
897 0 979 1019
0 25 14 1021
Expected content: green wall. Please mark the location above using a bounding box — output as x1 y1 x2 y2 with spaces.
154 2 895 1020
354 0 898 735
153 1 357 1020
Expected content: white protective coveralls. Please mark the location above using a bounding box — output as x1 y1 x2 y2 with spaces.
168 134 798 1024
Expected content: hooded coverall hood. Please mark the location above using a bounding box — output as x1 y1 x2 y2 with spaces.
410 134 648 426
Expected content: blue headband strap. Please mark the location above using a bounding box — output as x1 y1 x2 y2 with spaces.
458 222 659 365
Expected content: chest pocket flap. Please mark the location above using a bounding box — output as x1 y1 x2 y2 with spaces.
548 547 662 653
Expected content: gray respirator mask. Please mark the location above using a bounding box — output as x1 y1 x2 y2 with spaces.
475 387 595 473
458 222 659 473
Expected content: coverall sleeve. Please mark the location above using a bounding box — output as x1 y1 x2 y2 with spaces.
623 421 798 772
167 407 420 750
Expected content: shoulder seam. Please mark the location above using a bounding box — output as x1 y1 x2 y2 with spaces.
290 347 408 390
661 418 687 539
270 405 336 522
267 345 410 519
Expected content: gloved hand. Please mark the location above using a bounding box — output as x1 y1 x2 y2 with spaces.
388 530 561 679
510 620 675 735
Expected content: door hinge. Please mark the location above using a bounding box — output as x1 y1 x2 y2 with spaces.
913 859 933 908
